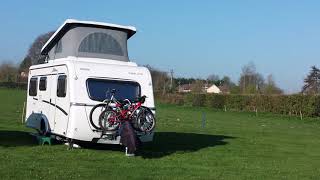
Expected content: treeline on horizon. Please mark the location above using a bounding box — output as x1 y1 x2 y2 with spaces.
0 31 319 96
147 62 320 96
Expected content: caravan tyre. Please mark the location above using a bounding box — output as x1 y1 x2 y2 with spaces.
40 119 48 136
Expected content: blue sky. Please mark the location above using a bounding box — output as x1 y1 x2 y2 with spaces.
1 1 320 93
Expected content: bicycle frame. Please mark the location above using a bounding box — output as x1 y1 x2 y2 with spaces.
107 100 143 124
96 89 153 132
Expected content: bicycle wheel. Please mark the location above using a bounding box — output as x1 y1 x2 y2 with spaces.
89 103 108 130
99 109 120 131
135 107 156 132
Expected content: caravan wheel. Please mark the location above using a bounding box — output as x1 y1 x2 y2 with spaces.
40 119 48 136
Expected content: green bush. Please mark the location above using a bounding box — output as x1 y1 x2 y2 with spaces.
156 93 320 117
0 82 27 89
314 96 320 116
184 93 206 107
206 94 226 109
155 93 185 106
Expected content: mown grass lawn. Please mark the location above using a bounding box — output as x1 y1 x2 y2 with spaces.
1 88 320 179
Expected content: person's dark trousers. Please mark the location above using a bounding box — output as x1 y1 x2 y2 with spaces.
120 121 140 154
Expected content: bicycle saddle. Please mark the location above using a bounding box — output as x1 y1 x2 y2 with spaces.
133 95 146 103
118 99 130 106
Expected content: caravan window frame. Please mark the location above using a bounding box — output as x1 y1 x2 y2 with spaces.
57 75 67 97
39 77 47 91
29 77 38 96
86 78 141 102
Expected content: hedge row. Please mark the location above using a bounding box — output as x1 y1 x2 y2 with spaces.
0 82 27 89
155 93 320 117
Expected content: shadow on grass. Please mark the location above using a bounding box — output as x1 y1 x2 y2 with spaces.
76 141 123 152
0 130 64 147
0 131 235 159
77 132 235 158
0 130 38 147
137 132 235 159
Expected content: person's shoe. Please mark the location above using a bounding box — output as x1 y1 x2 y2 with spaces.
125 147 135 156
126 153 135 157
64 143 81 149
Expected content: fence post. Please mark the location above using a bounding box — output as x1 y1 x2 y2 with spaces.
21 101 26 124
201 112 206 128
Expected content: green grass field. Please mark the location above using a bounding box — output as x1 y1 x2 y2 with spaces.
1 89 320 179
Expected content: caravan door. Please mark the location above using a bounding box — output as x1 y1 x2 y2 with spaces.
54 74 69 136
38 76 53 127
48 66 69 136
48 72 57 132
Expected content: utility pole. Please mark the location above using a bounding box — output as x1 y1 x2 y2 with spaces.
170 69 174 90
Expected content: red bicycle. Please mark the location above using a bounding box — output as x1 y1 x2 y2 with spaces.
89 89 156 133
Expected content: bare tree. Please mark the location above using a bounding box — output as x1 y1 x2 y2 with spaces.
191 80 204 93
19 56 32 73
242 61 256 75
263 74 283 95
207 74 220 82
27 31 55 65
239 62 264 94
221 76 236 87
144 65 170 94
266 74 276 87
0 62 18 82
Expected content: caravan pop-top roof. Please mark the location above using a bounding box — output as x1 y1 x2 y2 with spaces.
41 19 137 62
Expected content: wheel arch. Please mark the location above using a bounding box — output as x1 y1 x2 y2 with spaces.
26 113 51 134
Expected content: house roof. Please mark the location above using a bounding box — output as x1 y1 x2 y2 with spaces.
179 84 191 90
41 19 137 55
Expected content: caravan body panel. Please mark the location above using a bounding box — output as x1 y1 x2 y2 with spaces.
26 58 155 143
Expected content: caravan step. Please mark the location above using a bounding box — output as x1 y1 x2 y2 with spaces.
30 133 51 145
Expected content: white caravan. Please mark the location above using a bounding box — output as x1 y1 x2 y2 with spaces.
25 19 155 144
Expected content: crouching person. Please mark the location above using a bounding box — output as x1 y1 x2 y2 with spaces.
120 121 141 156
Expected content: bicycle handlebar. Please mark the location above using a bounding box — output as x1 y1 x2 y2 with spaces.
104 89 146 105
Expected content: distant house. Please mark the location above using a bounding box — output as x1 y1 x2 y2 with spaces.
206 84 221 94
178 84 192 93
20 71 28 78
178 83 222 94
17 71 29 82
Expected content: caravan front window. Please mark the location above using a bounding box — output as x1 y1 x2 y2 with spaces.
86 78 140 102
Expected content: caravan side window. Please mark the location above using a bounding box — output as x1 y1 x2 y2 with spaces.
39 77 47 91
57 75 67 97
29 77 38 96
